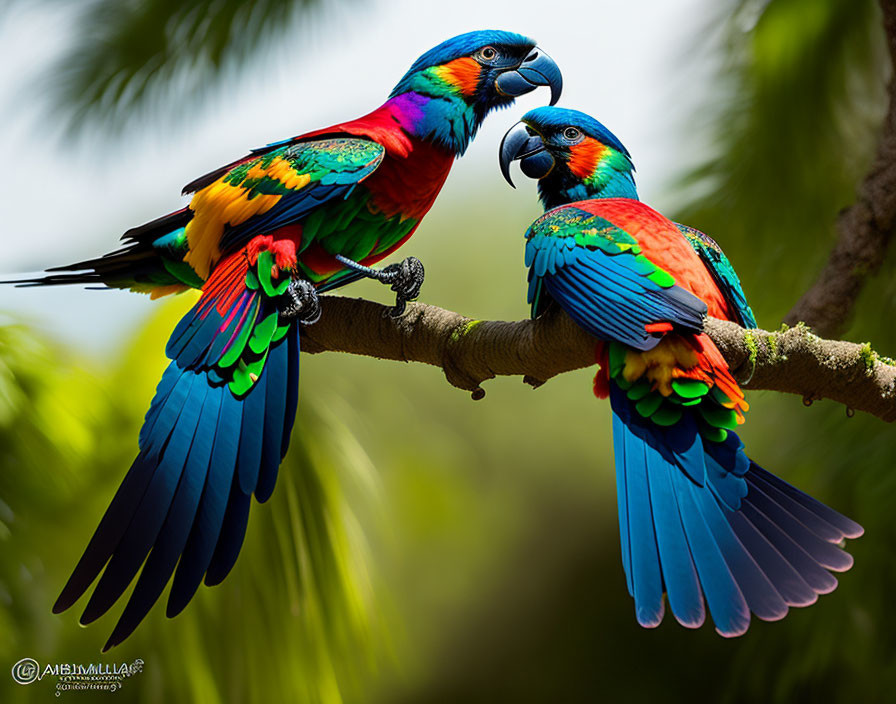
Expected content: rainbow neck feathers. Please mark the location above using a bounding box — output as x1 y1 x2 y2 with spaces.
538 138 638 210
387 59 498 156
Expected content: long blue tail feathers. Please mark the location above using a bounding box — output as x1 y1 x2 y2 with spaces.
53 328 300 651
609 385 862 636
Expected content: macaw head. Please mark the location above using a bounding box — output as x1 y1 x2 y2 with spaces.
390 31 562 154
499 106 637 210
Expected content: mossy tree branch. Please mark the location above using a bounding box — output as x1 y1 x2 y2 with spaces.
297 4 896 428
301 296 896 423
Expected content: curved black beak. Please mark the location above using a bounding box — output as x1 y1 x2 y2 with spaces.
495 48 562 106
499 122 555 187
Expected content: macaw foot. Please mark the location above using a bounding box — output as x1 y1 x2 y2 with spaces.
377 256 424 318
279 279 321 325
334 254 425 318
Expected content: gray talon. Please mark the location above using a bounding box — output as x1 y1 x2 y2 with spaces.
379 256 424 317
279 279 321 325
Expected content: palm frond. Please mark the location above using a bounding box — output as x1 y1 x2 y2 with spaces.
49 0 331 133
674 0 888 321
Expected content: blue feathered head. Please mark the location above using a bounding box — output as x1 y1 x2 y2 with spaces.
500 106 638 209
521 106 631 157
388 31 562 154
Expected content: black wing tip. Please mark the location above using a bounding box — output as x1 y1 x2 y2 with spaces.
202 570 227 588
165 599 188 619
53 582 87 614
102 618 138 652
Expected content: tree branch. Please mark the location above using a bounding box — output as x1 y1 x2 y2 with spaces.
784 0 896 336
302 296 896 423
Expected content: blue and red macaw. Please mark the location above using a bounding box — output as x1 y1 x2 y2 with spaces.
16 31 562 649
500 107 862 635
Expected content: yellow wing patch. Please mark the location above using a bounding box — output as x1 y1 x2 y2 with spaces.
184 157 311 279
621 337 699 397
149 284 191 300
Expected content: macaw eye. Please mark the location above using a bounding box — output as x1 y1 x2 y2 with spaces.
563 127 583 142
475 46 499 63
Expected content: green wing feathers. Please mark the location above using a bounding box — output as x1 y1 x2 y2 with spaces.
167 247 293 396
676 223 756 328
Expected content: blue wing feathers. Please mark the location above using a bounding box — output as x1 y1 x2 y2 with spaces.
81 378 209 625
548 275 635 343
52 454 157 614
139 362 182 449
612 410 634 597
644 441 705 627
142 370 196 459
623 427 664 627
280 331 300 459
738 502 838 594
608 384 859 634
727 511 818 607
204 480 252 587
541 248 706 350
692 485 789 622
674 471 751 636
58 286 300 643
741 480 853 571
749 465 863 539
236 374 267 495
746 470 846 543
167 389 242 617
103 388 222 649
257 335 289 502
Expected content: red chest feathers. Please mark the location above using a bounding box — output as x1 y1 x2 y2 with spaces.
364 139 454 221
583 198 736 322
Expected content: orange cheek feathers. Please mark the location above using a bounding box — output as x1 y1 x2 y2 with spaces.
568 138 607 180
438 57 482 96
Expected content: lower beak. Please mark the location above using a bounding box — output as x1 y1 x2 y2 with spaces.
494 48 563 106
499 123 555 187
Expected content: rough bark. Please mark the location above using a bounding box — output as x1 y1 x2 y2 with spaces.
302 296 896 422
785 0 896 336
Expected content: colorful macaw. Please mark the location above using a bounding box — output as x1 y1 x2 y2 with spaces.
13 31 562 650
499 107 862 635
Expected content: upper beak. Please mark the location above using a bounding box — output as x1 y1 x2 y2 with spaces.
499 122 554 187
495 48 563 106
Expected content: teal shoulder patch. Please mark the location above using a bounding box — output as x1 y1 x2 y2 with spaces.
675 223 756 328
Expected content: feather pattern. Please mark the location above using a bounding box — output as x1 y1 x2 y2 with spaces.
610 386 858 635
517 175 860 636
675 223 757 329
53 246 302 650
38 30 559 649
525 204 707 349
513 107 862 636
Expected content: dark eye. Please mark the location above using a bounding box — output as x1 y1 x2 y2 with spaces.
475 46 499 63
563 127 582 141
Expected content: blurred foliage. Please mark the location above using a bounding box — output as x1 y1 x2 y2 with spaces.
40 0 332 133
3 0 896 703
676 0 889 322
0 302 385 704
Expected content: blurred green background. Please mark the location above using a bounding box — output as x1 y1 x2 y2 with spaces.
2 0 895 702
